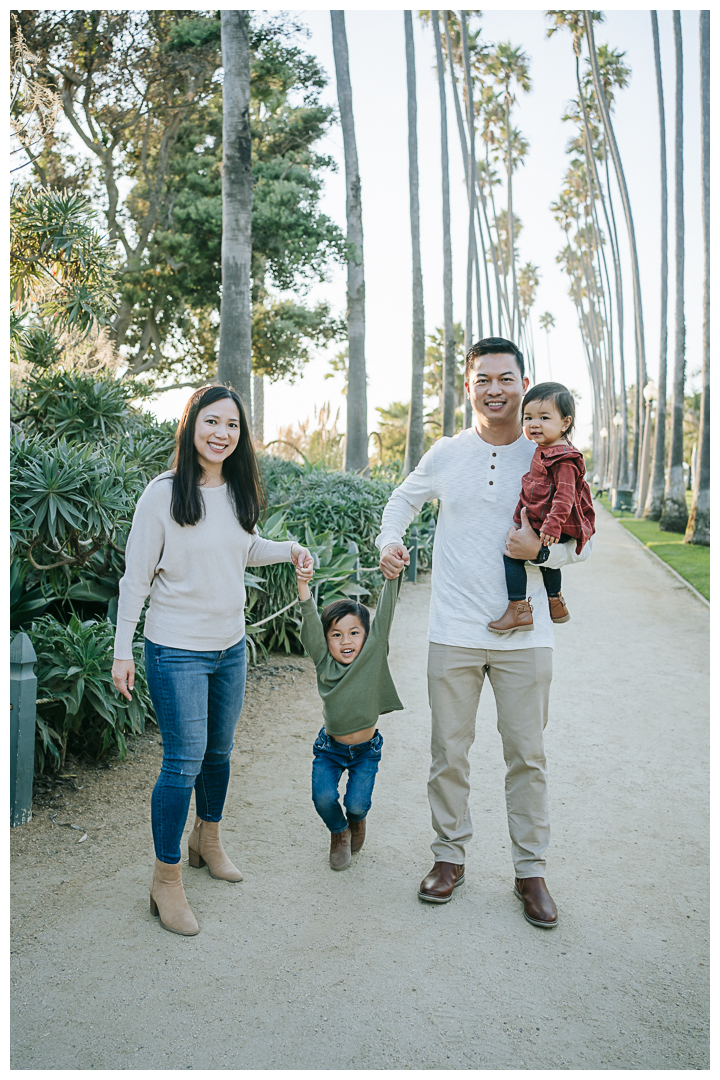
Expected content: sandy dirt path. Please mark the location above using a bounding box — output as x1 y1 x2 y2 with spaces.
11 504 708 1069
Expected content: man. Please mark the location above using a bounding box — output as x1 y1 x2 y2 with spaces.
376 338 591 927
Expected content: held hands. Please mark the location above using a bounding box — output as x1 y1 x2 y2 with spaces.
290 542 313 572
539 531 559 546
504 507 544 561
294 547 314 602
112 658 135 702
379 543 410 580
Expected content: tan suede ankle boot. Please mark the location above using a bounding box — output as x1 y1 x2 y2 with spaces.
149 858 199 936
187 816 243 882
488 598 534 634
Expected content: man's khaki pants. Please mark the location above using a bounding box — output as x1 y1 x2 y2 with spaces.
427 643 553 878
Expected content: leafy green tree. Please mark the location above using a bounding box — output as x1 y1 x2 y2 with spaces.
12 11 345 390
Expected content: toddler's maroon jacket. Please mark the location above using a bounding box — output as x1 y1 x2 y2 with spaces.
513 442 595 553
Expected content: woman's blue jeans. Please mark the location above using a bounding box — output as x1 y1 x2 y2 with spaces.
144 637 246 864
311 726 383 834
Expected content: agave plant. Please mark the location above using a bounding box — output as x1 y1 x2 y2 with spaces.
28 615 153 772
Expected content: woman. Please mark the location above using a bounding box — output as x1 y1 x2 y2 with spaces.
111 385 312 936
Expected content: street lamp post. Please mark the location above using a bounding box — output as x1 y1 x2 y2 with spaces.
635 380 658 517
612 411 623 491
599 427 608 491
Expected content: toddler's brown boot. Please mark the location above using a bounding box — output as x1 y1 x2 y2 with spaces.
488 598 534 634
548 593 570 623
329 828 352 870
349 818 366 854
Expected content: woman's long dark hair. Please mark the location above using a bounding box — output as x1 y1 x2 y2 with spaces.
170 384 265 531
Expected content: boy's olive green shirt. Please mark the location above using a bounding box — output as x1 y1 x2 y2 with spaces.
299 575 404 736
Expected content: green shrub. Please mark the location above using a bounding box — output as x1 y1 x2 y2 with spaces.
28 615 154 773
244 510 369 661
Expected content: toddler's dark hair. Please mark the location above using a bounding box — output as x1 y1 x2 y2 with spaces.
321 598 370 639
465 336 525 380
522 381 576 441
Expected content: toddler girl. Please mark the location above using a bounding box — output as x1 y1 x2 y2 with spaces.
295 561 403 870
488 381 595 634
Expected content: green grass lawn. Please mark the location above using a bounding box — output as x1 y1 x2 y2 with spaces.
602 497 710 599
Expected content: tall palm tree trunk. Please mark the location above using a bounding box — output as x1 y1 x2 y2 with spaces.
505 94 520 339
251 373 265 444
660 11 688 531
645 11 669 518
331 11 369 474
217 11 253 411
684 10 709 544
403 10 425 475
585 11 646 489
605 156 629 486
460 11 488 342
441 10 473 429
432 10 455 437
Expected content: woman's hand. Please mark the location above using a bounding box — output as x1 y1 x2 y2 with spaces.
290 543 313 572
112 658 135 702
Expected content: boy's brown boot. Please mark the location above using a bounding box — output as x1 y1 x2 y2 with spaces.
329 828 352 870
488 598 534 634
349 818 366 854
548 593 570 623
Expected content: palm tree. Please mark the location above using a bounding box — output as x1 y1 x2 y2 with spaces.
539 311 555 379
431 10 455 437
403 10 425 475
684 10 709 545
660 11 687 532
584 12 646 493
252 373 264 444
217 11 253 411
331 11 369 474
484 43 531 339
440 12 473 429
644 11 669 519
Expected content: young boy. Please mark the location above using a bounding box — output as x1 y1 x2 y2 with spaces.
295 561 403 870
488 381 595 634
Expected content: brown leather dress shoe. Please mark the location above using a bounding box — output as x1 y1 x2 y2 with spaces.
349 818 366 854
418 861 465 904
548 593 570 623
488 599 534 634
514 876 558 928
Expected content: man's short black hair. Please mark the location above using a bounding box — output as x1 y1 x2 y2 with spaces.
320 598 370 639
465 337 525 381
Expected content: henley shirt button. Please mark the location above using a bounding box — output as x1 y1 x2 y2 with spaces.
492 452 497 457
491 464 495 469
489 480 493 485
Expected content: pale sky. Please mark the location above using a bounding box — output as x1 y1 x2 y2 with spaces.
148 8 704 454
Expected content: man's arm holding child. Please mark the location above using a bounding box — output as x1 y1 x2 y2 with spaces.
505 506 593 569
377 445 438 579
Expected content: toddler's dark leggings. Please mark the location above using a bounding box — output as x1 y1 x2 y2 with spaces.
503 530 573 602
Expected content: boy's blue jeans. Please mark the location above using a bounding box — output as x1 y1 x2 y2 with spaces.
311 726 383 834
144 637 246 864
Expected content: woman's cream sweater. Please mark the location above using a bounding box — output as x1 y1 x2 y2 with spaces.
113 472 294 659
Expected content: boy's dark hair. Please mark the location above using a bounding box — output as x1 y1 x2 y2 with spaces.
522 381 576 441
465 337 525 381
321 598 370 639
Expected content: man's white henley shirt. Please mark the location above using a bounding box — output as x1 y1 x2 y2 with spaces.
375 427 592 651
